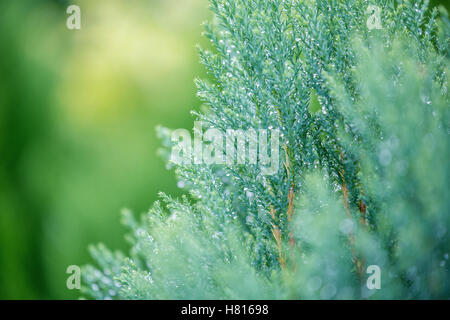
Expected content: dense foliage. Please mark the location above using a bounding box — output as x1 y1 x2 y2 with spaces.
83 0 449 299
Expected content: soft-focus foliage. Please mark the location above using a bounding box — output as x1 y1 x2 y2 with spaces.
83 0 449 299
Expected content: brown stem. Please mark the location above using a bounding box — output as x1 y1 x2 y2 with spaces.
272 107 296 270
268 143 295 270
339 151 365 281
359 199 367 227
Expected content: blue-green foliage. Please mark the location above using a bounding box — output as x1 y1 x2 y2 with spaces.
83 0 449 299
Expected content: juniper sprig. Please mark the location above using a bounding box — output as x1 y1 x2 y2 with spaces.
83 0 449 299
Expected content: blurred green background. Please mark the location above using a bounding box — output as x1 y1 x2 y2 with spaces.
0 0 210 299
0 0 448 299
